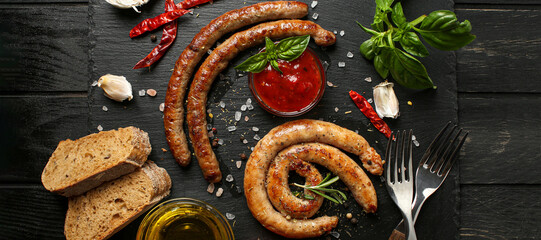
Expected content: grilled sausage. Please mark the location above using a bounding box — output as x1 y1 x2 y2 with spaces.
267 157 324 219
186 20 336 183
268 143 378 217
164 1 308 167
244 119 383 238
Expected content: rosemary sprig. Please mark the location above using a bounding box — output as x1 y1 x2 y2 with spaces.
293 173 348 204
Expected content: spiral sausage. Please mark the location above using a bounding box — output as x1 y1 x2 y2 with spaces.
186 20 336 183
164 1 308 167
267 157 324 219
244 119 383 238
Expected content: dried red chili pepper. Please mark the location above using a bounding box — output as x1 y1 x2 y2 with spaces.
130 9 190 38
177 0 212 9
349 90 392 138
133 0 178 69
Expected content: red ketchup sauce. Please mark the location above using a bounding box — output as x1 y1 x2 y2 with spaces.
250 49 325 115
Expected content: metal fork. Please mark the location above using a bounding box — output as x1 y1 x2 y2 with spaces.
385 130 417 240
388 123 469 240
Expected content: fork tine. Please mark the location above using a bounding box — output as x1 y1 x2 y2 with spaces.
441 131 469 177
433 128 463 174
407 130 414 182
419 122 451 166
385 131 394 184
393 131 400 183
400 131 407 182
426 125 457 170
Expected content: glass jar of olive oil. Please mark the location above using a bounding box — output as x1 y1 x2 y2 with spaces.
137 198 234 240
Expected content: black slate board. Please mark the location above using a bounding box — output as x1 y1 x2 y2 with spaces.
85 0 459 239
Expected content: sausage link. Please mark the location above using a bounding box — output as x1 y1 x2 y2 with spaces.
270 143 378 214
164 1 308 166
267 157 323 219
244 119 383 238
186 20 336 183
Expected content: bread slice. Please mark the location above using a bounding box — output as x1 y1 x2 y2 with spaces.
41 126 151 197
64 161 171 240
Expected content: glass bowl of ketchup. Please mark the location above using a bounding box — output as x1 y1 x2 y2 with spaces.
248 47 325 117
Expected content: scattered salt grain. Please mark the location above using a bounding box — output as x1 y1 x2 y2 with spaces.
97 125 103 131
312 12 319 20
91 81 98 87
226 213 236 220
207 49 212 55
207 183 215 194
333 30 338 34
246 98 252 105
322 61 330 71
102 106 108 112
216 187 224 197
159 103 165 112
138 89 146 97
339 30 345 36
219 101 226 109
228 126 237 132
226 174 234 182
338 62 346 68
334 107 339 112
327 81 334 87
253 134 261 141
247 104 254 111
218 139 224 145
235 111 242 121
250 147 254 151
241 105 247 111
347 52 354 58
146 89 157 97
252 127 259 132
412 135 419 147
242 139 248 144
236 161 242 169
364 77 372 83
311 1 318 8
237 72 244 77
244 116 249 122
367 98 373 103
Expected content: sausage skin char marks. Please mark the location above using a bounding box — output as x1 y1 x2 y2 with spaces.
245 119 383 238
164 1 309 168
186 20 337 183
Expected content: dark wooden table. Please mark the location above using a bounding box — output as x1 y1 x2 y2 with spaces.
1 0 540 239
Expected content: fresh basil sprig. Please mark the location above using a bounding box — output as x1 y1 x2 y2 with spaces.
358 0 476 89
234 35 311 74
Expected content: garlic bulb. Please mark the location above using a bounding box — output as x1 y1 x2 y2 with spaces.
97 74 133 102
105 0 150 13
373 81 399 119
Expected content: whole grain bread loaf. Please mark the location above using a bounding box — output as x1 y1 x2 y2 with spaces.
41 126 151 197
64 161 171 240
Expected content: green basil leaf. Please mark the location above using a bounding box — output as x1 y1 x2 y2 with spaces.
270 60 282 74
357 22 381 36
375 0 393 11
374 53 390 79
417 10 476 51
276 35 310 61
360 38 376 60
371 12 386 32
387 48 434 89
265 37 276 58
399 32 429 57
234 52 268 73
391 2 407 28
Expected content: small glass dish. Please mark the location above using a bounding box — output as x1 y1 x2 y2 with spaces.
248 48 326 117
137 198 234 240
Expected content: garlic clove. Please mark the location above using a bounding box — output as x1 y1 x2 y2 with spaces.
105 0 150 12
373 80 399 119
97 74 133 102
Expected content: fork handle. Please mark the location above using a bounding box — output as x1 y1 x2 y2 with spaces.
403 213 417 240
388 193 429 240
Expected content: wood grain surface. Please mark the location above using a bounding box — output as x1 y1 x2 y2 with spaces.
0 0 540 239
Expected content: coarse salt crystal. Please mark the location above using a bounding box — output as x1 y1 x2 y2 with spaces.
97 125 103 131
252 127 259 132
219 101 226 108
244 116 249 122
412 135 417 141
340 30 345 36
253 134 261 141
347 52 354 58
159 103 165 112
413 139 420 147
241 105 247 111
312 12 319 20
138 89 146 96
246 98 252 105
242 139 248 144
216 187 224 197
235 111 242 121
207 183 215 193
364 77 372 82
238 72 244 77
327 81 334 87
236 161 242 169
228 126 237 132
218 139 224 145
330 231 340 238
333 30 338 34
91 81 98 87
338 62 345 68
226 174 234 182
226 213 236 220
102 106 108 112
247 104 254 111
250 147 254 151
311 1 318 8
368 98 373 103
146 89 157 97
335 107 339 112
